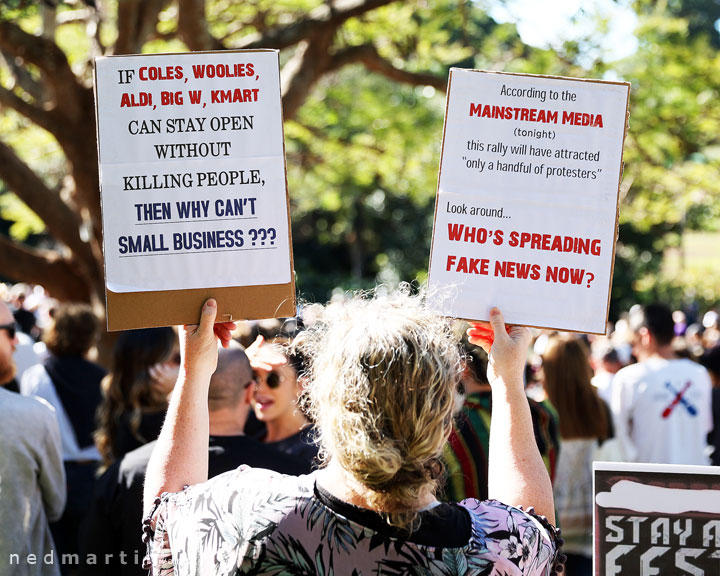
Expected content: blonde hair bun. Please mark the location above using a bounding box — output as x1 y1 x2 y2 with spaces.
298 286 461 528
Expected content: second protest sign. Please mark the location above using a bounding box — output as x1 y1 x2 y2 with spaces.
428 69 630 334
94 50 294 329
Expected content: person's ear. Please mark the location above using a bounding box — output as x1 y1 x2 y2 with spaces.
638 327 652 348
296 374 308 391
243 378 255 405
461 364 474 379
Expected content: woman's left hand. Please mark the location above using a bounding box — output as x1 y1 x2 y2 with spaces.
467 308 529 388
180 299 237 378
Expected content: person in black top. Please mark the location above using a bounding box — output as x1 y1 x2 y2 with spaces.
700 344 720 466
20 302 106 573
80 344 312 576
247 336 319 466
11 288 38 338
94 327 179 469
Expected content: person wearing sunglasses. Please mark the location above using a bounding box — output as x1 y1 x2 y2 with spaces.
0 299 20 393
81 345 312 576
245 335 318 466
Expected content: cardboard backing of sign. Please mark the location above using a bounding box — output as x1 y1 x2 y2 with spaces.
94 50 295 331
106 284 295 330
427 69 630 334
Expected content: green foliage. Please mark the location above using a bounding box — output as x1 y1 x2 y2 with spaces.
285 1 568 299
1 0 719 312
634 0 720 46
287 66 443 298
599 5 720 315
0 191 45 241
0 109 64 241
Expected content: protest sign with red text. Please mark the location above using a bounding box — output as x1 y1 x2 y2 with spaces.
428 70 629 333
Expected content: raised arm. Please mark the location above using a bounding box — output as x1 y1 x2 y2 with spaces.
467 308 555 524
143 299 235 514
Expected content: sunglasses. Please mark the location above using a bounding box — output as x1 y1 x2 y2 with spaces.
253 370 285 389
0 323 17 339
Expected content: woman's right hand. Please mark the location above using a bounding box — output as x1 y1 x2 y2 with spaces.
181 299 236 379
471 309 556 526
467 307 530 387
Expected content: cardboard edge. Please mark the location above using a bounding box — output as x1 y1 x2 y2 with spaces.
95 49 280 60
603 83 632 335
106 283 296 331
92 59 112 321
592 461 720 475
452 67 632 89
274 50 297 319
453 316 608 335
426 69 455 282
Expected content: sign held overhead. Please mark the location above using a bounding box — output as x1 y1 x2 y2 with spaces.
94 50 295 330
428 70 630 334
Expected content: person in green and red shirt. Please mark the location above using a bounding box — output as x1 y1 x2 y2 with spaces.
442 331 560 502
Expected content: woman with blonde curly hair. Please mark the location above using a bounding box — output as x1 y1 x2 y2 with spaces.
143 291 563 575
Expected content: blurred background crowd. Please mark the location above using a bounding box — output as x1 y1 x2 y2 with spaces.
1 280 719 576
2 1 720 575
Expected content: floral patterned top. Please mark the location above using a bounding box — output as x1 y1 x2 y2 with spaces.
147 467 559 575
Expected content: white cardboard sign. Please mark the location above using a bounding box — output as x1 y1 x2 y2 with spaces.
428 70 630 333
95 50 292 294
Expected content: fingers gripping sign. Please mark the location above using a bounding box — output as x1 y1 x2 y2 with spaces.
181 299 237 377
467 307 530 386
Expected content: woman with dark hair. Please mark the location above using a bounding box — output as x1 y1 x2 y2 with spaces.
143 294 563 575
95 327 179 468
541 334 613 576
246 335 318 466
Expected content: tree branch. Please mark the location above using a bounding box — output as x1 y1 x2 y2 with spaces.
238 0 395 50
329 44 448 90
281 31 335 121
58 114 103 248
115 0 169 55
0 52 50 104
0 86 66 136
0 236 92 303
0 138 99 283
56 7 94 25
0 19 85 122
178 0 223 51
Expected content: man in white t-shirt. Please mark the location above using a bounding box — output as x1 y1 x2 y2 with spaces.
611 303 712 464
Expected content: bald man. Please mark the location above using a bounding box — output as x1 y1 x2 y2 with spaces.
81 345 313 576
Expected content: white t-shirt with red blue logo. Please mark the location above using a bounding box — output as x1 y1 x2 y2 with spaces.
611 357 712 464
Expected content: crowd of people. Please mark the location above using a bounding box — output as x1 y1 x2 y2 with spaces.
0 280 719 576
